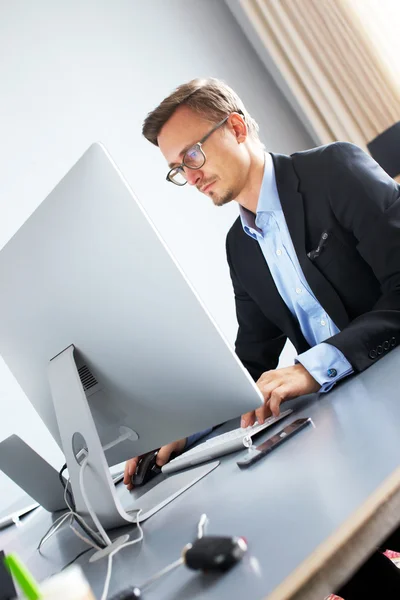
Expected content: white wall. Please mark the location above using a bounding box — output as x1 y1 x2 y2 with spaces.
0 0 314 508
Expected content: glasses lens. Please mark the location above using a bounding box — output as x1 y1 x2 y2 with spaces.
168 167 187 186
183 145 205 169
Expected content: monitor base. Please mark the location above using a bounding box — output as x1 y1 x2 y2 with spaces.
48 345 219 530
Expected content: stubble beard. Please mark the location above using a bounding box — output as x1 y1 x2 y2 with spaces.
211 189 235 207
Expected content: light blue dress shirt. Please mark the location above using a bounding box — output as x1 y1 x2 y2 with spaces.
186 153 353 448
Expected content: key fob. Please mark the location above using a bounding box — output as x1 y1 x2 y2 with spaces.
183 536 247 572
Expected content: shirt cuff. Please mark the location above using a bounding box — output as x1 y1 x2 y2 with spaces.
295 342 353 392
185 428 213 449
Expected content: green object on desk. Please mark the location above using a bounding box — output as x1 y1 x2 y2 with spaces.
4 553 41 600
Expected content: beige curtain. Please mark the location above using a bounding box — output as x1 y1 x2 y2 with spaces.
239 0 400 179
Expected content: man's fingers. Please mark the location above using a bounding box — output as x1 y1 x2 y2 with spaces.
124 458 138 482
255 401 272 425
256 379 283 423
124 457 139 490
260 379 282 399
269 386 289 417
241 410 256 428
156 439 186 466
253 365 318 422
156 443 175 466
258 370 274 384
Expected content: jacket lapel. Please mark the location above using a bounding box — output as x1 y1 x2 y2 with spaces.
270 152 349 331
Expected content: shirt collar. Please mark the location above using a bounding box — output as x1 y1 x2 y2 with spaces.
239 153 280 239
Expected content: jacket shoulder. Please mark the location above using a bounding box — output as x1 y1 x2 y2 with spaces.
290 141 364 164
227 215 242 241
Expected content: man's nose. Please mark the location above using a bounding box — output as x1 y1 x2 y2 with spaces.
184 167 202 187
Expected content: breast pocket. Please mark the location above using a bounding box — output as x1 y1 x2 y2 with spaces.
307 230 337 268
308 229 359 274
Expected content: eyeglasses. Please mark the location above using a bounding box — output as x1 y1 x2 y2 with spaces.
166 116 230 186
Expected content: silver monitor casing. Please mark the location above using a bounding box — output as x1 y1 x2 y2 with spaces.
0 143 263 528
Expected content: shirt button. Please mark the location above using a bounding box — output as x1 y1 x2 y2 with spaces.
295 287 302 294
276 249 282 256
320 319 326 326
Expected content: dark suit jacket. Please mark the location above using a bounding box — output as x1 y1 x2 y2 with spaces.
226 142 400 382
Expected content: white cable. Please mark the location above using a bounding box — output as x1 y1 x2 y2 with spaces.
139 556 183 591
76 454 144 600
40 456 145 598
100 512 204 599
64 475 105 547
73 513 104 548
79 457 112 547
63 472 75 511
37 512 72 550
197 513 208 539
38 512 101 553
38 473 105 552
100 510 144 600
134 513 206 592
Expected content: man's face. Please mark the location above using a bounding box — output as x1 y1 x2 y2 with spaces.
157 105 251 206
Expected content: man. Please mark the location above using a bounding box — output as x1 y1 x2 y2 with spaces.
124 78 400 599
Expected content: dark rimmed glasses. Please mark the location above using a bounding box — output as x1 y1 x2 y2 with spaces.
166 116 230 186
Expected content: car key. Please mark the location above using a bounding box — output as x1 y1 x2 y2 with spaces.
109 514 247 598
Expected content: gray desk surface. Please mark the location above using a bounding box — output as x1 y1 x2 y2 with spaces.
2 348 400 600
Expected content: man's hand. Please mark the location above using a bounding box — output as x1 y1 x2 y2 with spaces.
123 438 187 491
241 364 319 428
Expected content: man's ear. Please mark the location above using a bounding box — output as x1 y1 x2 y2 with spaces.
229 112 247 144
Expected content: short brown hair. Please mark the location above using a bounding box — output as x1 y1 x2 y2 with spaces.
142 77 260 146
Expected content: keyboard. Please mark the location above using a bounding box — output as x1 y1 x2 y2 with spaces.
161 409 293 474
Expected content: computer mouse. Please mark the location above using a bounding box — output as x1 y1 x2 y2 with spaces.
131 450 162 487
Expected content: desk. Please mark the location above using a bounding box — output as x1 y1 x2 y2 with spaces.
1 347 400 600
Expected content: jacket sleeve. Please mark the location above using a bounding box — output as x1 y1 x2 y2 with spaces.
226 237 287 381
322 142 400 371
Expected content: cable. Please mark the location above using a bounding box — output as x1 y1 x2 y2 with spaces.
58 463 106 548
61 547 94 571
38 474 105 552
38 514 101 553
129 513 208 595
79 457 112 547
37 465 78 550
59 463 75 510
197 513 208 539
101 510 144 600
76 454 144 599
38 511 101 553
47 455 145 600
63 475 105 548
37 512 72 551
139 557 183 592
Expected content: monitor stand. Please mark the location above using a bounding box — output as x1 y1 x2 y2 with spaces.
48 345 219 536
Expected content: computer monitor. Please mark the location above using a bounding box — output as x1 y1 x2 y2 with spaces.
0 143 263 529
